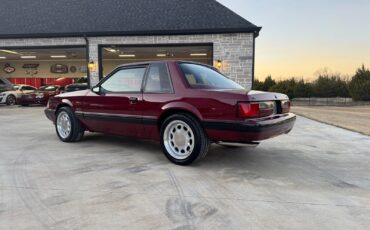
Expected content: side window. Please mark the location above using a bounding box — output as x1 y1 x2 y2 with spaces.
101 67 146 93
23 86 36 90
144 63 173 93
0 79 5 85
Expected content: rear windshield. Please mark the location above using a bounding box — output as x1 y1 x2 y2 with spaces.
179 63 244 90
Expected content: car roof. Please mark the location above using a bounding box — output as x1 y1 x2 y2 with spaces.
14 84 34 87
114 60 216 70
115 60 172 68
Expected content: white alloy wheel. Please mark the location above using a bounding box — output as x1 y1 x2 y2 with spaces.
163 120 195 160
57 111 72 139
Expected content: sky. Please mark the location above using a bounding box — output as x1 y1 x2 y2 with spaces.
217 0 370 80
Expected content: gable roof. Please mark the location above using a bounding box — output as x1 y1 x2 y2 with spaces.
0 0 261 39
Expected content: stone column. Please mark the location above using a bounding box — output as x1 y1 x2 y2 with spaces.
87 41 100 87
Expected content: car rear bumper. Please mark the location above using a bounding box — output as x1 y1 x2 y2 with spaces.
203 113 296 142
45 109 56 123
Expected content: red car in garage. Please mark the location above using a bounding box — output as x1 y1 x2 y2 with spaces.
20 85 63 106
45 61 296 165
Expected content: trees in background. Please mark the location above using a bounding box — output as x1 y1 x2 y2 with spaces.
293 79 313 98
253 79 264 91
262 76 276 91
312 75 349 98
253 75 276 91
253 65 369 100
348 65 370 101
269 79 296 98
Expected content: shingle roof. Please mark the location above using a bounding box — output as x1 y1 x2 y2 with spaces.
0 0 261 38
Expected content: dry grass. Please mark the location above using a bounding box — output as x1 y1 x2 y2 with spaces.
292 106 370 136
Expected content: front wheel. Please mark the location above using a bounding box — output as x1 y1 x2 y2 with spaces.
160 114 209 165
6 95 16 106
55 107 84 142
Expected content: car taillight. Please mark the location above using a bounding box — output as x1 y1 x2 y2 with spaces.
239 103 259 118
238 101 275 118
281 100 291 113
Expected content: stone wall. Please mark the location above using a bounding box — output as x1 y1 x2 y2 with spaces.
0 33 254 89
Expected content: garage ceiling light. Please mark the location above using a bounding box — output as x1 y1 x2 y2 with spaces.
21 56 37 59
190 53 207 57
0 56 6 59
104 48 118 53
119 54 136 58
156 54 167 57
50 55 67 58
0 49 19 55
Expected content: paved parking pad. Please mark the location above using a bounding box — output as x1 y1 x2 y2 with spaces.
0 107 370 229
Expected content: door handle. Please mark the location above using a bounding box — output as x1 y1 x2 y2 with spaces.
129 97 138 104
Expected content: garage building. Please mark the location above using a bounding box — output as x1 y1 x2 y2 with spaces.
0 0 261 89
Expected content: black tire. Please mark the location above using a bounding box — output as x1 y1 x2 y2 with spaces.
55 107 84 142
6 95 16 106
74 129 85 142
160 113 209 165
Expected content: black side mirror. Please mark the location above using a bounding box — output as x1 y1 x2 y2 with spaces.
92 85 101 94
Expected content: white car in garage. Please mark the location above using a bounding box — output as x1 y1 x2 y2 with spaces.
0 85 37 106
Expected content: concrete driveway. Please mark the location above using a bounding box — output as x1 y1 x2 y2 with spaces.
0 107 369 230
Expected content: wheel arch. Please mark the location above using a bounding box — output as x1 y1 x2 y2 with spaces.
158 103 203 131
55 99 74 114
6 93 16 98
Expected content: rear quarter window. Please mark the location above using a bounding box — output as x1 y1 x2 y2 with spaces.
179 63 244 90
144 63 173 93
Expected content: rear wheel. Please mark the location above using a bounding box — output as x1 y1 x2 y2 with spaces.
55 107 84 142
6 95 16 106
160 114 209 165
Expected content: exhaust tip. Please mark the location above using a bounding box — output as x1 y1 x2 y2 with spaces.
217 141 259 148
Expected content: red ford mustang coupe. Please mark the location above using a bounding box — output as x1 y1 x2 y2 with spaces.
45 61 295 165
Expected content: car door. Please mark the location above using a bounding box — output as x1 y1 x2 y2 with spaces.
18 86 36 98
82 65 148 137
140 62 175 139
